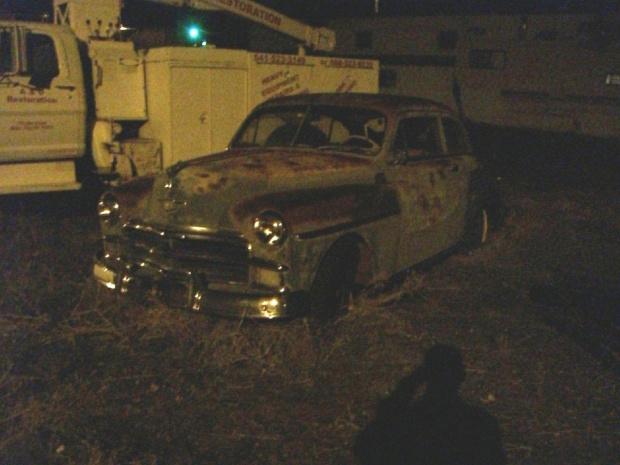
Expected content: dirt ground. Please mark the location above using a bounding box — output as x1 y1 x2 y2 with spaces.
0 129 618 464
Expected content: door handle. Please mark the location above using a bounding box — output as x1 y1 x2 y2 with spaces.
56 85 76 91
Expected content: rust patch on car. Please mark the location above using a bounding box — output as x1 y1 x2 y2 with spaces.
114 175 156 213
116 175 155 193
190 172 230 194
430 195 443 223
283 194 358 228
232 151 371 175
233 184 400 237
242 158 266 170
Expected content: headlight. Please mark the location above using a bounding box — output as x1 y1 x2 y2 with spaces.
253 212 287 246
97 192 120 225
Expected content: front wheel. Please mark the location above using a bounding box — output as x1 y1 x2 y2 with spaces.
309 242 360 322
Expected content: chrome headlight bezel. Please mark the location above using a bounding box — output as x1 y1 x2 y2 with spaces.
97 192 120 226
253 211 287 247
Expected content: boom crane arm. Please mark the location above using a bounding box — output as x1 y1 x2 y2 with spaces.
146 0 336 51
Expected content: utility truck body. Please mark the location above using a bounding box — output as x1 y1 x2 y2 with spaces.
0 0 378 194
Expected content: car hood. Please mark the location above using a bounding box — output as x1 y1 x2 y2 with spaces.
138 148 381 235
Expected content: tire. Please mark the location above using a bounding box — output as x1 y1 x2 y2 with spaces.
462 206 488 251
309 242 360 322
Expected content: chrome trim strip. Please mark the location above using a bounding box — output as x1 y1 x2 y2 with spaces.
123 221 245 241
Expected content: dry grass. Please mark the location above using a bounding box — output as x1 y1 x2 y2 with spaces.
1 144 619 464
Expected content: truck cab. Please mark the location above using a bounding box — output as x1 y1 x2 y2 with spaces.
0 21 86 193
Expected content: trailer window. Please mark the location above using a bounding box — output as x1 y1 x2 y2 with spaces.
469 49 506 70
438 29 458 50
0 29 14 74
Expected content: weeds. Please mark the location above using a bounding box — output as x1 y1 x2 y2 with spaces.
1 181 619 464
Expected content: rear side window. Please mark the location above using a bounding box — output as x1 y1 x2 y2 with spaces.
0 29 14 74
442 118 470 154
394 116 441 157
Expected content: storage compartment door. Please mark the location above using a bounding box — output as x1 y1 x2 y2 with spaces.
210 68 247 152
170 67 212 164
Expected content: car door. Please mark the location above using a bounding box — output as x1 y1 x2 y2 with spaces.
439 115 476 243
386 112 466 270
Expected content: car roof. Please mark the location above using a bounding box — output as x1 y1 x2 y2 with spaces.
255 93 456 116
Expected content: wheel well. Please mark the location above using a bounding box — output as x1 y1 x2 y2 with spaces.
320 233 373 287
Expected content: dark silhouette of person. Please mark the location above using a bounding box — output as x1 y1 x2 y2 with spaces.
354 345 506 465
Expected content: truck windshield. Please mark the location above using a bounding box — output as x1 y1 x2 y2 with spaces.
231 104 387 155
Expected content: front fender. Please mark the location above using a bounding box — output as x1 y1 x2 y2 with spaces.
98 175 156 238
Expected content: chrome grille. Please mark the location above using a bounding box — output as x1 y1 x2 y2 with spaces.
122 223 249 284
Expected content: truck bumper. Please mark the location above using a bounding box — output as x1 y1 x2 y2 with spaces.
93 250 304 320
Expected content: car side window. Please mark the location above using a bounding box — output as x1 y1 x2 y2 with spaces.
394 116 441 158
442 117 470 155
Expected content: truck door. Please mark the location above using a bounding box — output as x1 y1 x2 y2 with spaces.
0 25 85 163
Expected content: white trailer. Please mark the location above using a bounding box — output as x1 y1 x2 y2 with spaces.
328 14 620 139
0 0 378 194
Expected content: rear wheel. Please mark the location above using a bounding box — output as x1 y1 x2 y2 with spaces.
309 242 360 322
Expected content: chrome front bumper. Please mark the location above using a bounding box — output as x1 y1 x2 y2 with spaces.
93 250 304 320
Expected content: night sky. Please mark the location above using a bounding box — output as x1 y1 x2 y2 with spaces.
2 0 618 24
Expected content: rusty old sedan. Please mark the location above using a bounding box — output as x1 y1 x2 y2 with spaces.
93 93 494 321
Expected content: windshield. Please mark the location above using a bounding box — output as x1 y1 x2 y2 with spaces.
231 104 387 155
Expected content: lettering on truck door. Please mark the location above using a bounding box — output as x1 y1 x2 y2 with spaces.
0 26 85 163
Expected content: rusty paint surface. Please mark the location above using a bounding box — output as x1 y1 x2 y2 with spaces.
106 175 155 226
233 184 400 237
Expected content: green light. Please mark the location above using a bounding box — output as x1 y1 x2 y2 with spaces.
188 26 200 40
184 23 208 46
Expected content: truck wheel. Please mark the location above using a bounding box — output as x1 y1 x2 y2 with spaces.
462 206 488 251
309 242 360 322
